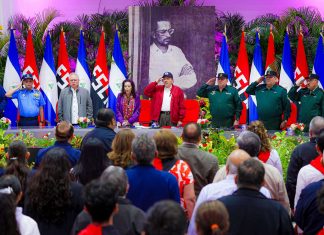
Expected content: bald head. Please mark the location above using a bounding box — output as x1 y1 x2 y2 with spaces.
182 122 202 144
226 149 251 175
310 116 324 137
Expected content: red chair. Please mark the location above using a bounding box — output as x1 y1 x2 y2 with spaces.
138 99 200 126
182 100 200 125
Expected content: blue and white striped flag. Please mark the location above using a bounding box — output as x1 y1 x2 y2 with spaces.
279 32 294 91
249 32 263 123
312 34 324 88
108 30 127 114
3 29 21 126
75 29 91 91
39 33 58 126
217 34 232 83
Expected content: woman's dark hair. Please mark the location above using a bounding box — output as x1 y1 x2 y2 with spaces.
0 193 20 235
25 147 71 224
144 200 187 235
5 141 30 199
153 130 178 159
247 121 272 152
74 138 110 185
0 175 22 201
121 79 136 98
195 200 229 235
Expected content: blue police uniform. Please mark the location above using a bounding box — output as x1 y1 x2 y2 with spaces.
12 88 45 126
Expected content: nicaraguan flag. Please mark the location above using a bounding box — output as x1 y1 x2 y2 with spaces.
312 34 324 88
279 32 294 90
217 34 232 83
75 30 91 91
108 30 127 114
249 32 263 123
39 34 58 126
3 29 21 126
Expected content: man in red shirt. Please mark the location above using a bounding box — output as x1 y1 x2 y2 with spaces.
144 72 186 127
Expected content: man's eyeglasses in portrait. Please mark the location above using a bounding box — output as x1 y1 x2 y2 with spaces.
156 28 175 35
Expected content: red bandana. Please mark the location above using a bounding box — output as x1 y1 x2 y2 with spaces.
258 151 271 163
310 155 324 175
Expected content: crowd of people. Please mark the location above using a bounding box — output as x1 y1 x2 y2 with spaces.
2 68 323 132
1 105 324 234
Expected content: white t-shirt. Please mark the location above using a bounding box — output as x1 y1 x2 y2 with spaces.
161 86 172 111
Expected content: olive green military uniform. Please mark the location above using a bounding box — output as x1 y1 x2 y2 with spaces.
197 84 242 128
246 82 291 130
288 86 324 131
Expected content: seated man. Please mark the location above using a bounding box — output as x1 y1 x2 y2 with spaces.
35 121 80 168
81 108 116 154
126 134 180 211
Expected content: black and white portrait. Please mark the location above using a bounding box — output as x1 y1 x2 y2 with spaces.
129 6 216 98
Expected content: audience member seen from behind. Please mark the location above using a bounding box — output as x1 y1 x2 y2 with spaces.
0 193 20 235
0 175 40 235
71 137 110 185
178 122 219 196
247 120 283 174
286 116 324 209
153 129 196 218
126 134 180 212
108 129 136 169
116 80 141 127
24 148 84 235
78 179 120 235
81 108 116 154
142 200 187 235
35 121 80 168
72 166 146 235
195 200 229 235
315 186 324 235
5 140 31 207
218 159 293 235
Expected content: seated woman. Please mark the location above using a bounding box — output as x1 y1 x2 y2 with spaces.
153 130 196 219
116 80 141 127
247 120 283 175
108 129 136 169
24 148 84 235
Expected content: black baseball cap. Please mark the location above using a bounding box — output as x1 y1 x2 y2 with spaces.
22 73 33 80
265 70 278 77
217 73 228 79
306 73 320 80
162 72 173 79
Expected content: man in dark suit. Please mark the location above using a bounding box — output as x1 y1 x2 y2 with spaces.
219 158 293 235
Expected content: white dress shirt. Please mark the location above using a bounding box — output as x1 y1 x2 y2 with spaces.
71 88 79 124
161 86 172 111
149 43 197 89
188 174 271 235
16 207 40 235
294 164 324 208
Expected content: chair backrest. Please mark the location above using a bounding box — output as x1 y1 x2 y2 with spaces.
138 99 201 126
182 99 200 125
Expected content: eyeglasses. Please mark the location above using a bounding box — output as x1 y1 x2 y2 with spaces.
156 28 175 35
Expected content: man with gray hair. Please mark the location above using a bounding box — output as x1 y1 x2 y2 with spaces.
126 134 180 211
286 116 324 209
58 73 93 124
188 149 271 235
213 131 290 213
72 166 146 235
